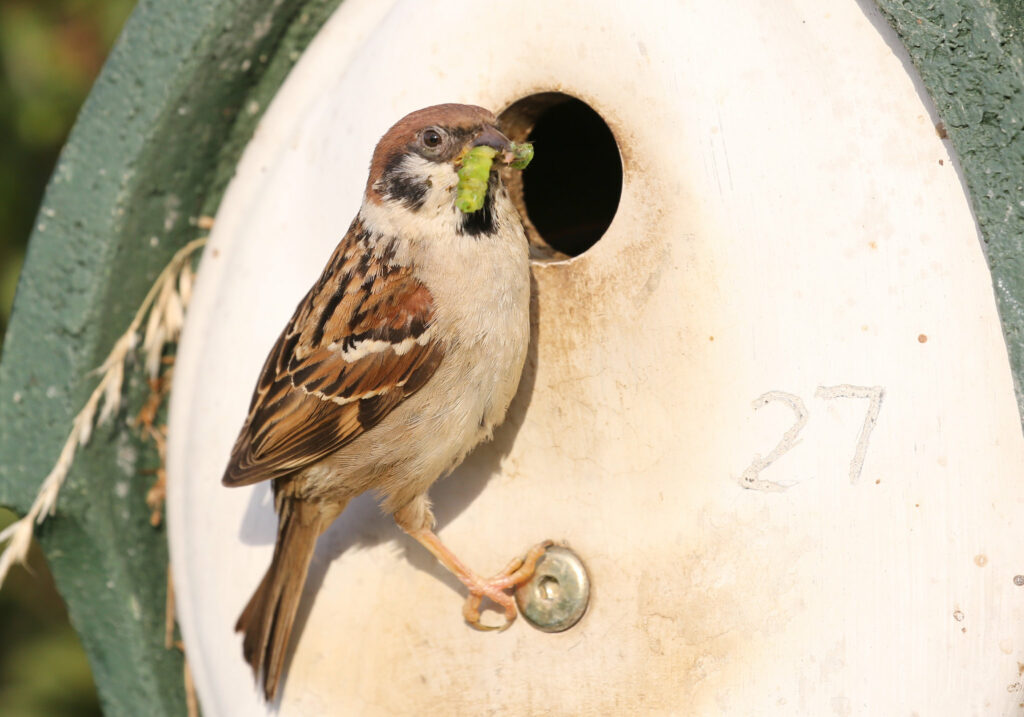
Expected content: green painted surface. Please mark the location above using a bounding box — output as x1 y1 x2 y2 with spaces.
2 0 1024 713
0 0 341 714
875 0 1024 422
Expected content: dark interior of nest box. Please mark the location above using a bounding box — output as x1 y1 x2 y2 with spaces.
498 93 622 261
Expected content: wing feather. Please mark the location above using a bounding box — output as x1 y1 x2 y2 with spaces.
222 221 444 487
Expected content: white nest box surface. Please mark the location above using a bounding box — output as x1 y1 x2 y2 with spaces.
168 0 1024 714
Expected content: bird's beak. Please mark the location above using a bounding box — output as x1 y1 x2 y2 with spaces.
472 125 513 154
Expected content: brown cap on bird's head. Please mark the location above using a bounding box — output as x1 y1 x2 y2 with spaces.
366 103 511 200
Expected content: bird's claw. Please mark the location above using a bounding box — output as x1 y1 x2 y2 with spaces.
461 540 554 631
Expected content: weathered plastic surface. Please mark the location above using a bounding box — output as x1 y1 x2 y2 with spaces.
876 0 1024 418
167 0 1024 715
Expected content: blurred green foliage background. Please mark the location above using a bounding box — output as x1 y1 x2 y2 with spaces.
1 1 135 714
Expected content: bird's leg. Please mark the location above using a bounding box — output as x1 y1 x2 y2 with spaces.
398 517 551 630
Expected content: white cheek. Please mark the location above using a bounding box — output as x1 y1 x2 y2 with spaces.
361 155 464 240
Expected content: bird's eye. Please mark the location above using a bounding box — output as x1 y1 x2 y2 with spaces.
421 128 443 148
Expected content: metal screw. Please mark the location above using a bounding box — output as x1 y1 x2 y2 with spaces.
515 545 590 632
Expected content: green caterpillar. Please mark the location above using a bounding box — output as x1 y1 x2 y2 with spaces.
455 141 534 213
508 142 534 170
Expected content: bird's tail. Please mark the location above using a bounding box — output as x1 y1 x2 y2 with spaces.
236 496 336 701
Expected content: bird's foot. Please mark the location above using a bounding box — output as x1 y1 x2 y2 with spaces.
398 518 554 631
461 540 553 631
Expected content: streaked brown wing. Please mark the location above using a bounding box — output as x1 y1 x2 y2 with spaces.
222 221 444 487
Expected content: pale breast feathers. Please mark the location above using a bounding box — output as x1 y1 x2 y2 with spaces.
221 221 444 487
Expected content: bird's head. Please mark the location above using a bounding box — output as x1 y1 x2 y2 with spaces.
363 104 517 237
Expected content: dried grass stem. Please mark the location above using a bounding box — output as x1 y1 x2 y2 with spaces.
0 237 206 586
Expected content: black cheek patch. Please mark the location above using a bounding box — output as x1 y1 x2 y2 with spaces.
379 154 429 211
382 174 429 211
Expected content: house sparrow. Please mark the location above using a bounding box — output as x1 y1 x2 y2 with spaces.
222 104 550 700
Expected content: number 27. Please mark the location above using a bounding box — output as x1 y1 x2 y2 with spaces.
739 385 884 491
